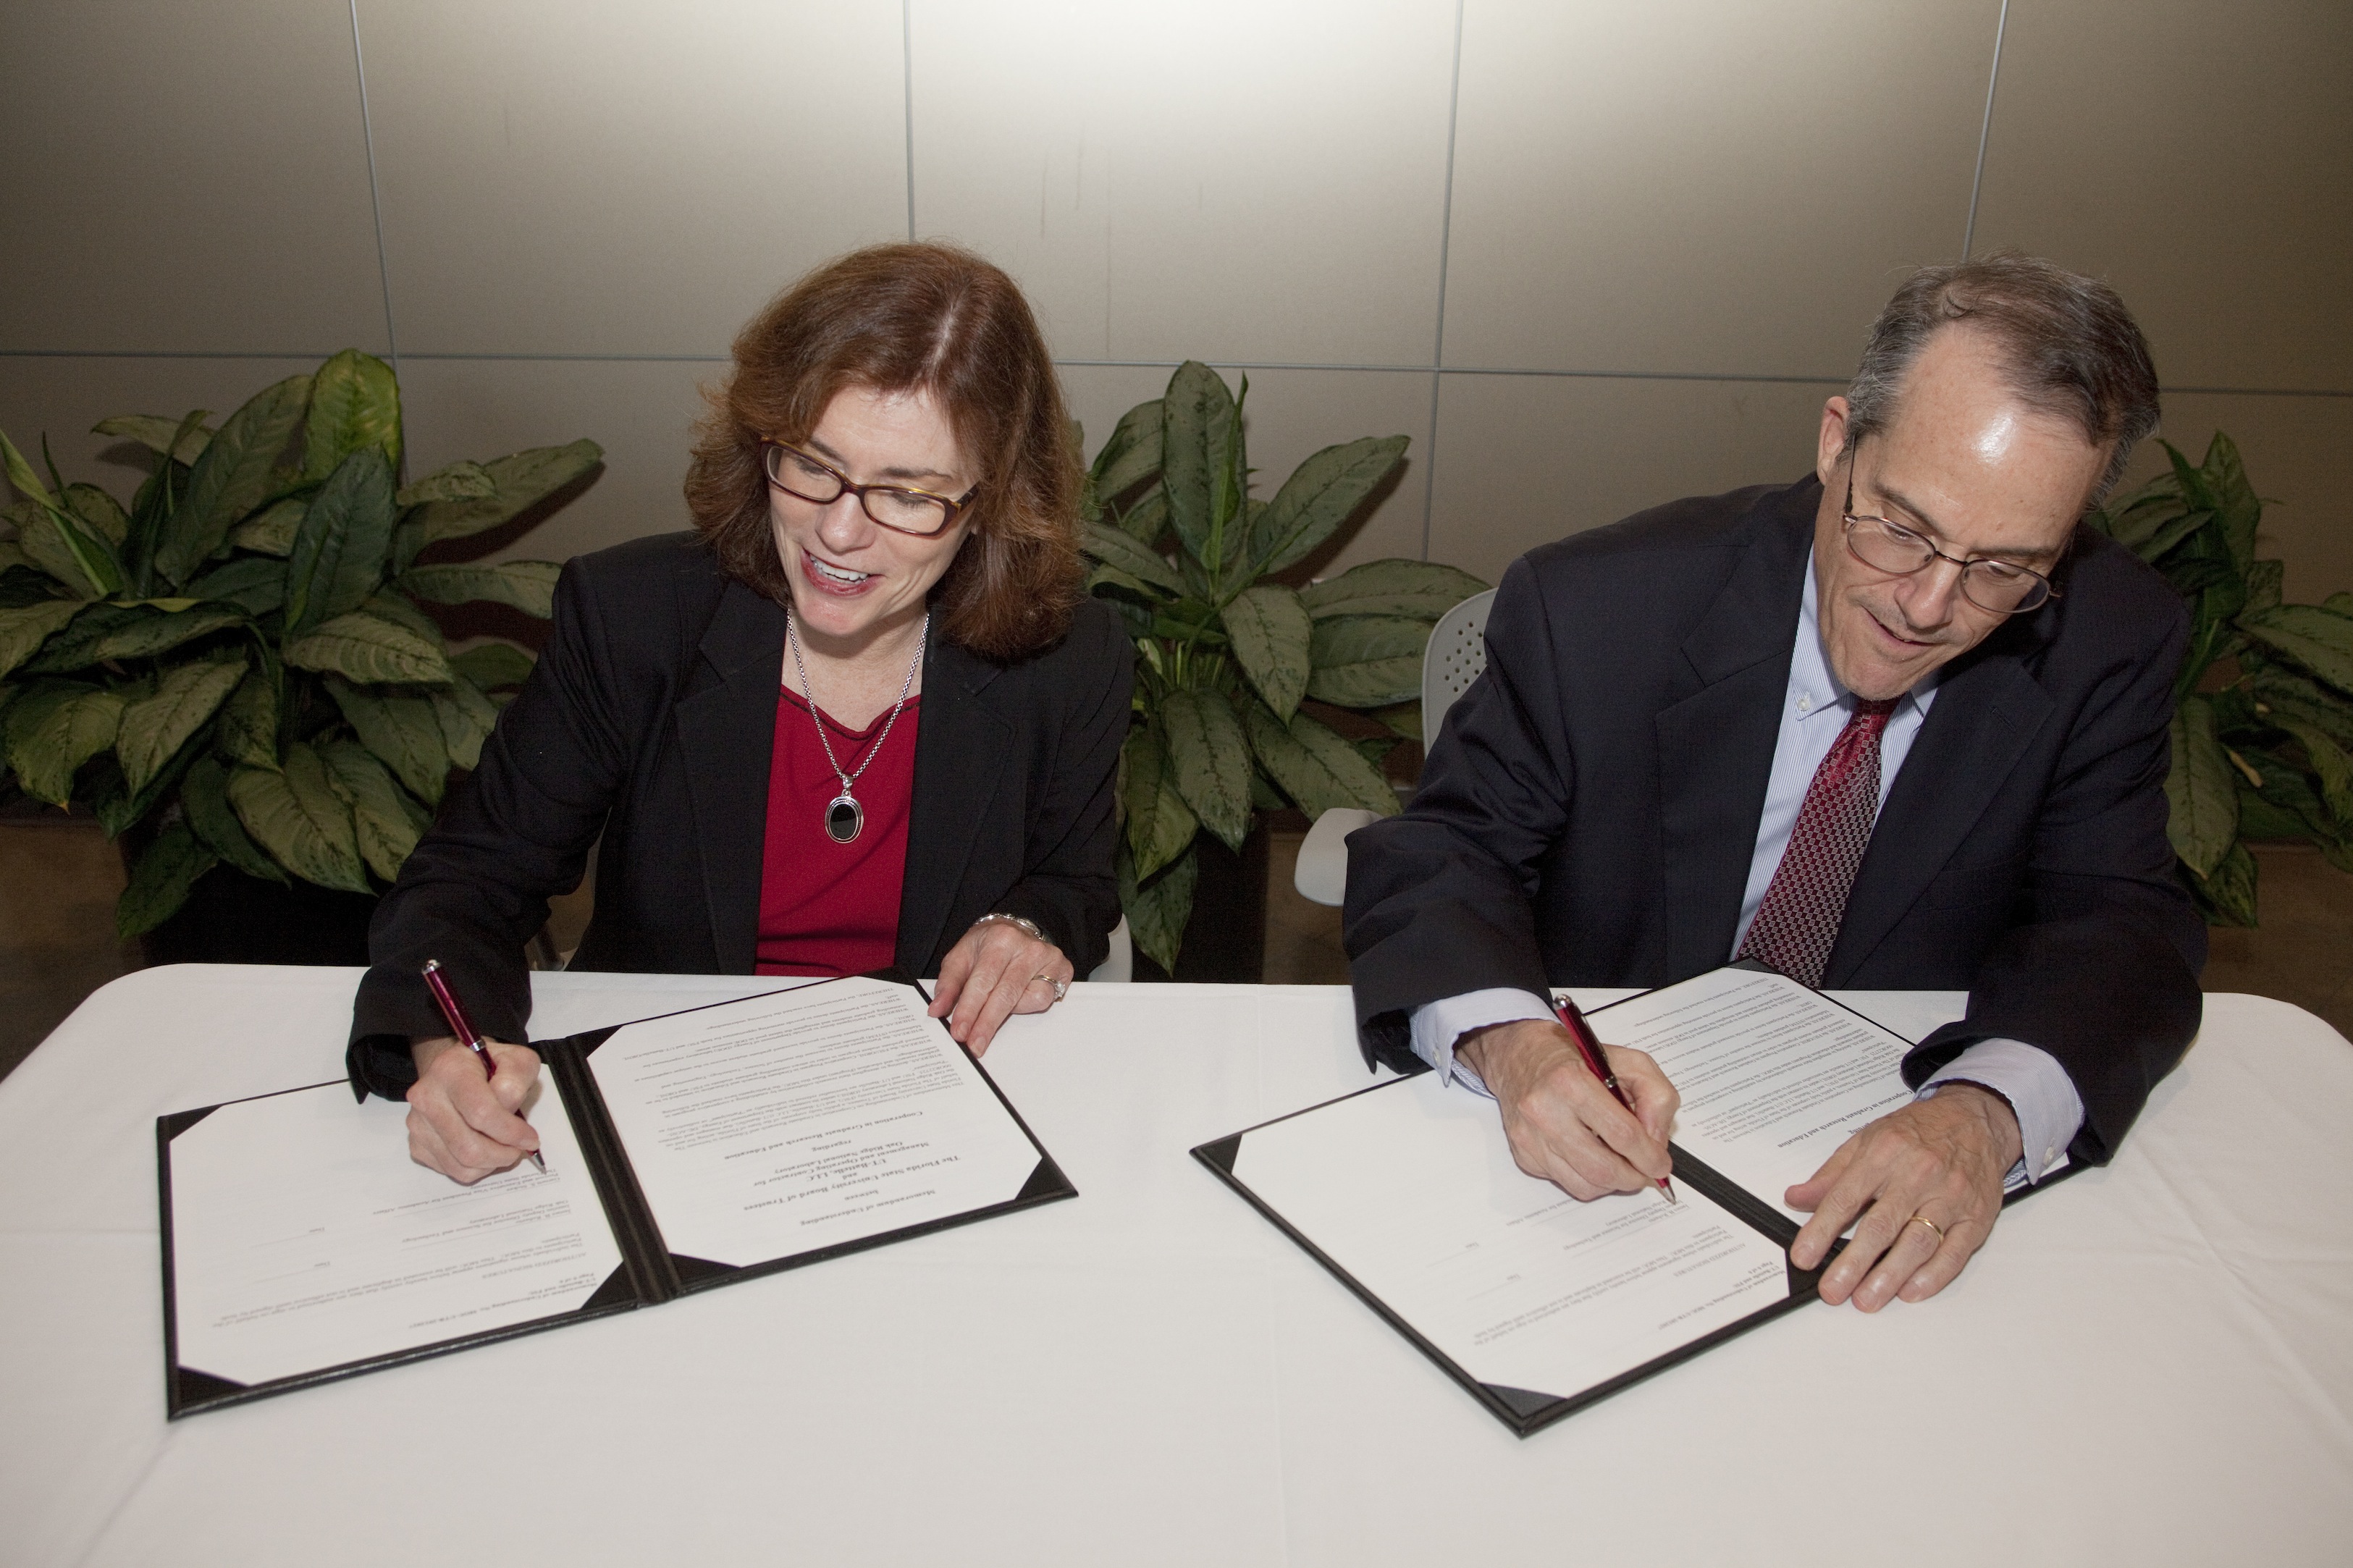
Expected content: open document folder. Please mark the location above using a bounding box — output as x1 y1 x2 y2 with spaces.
1193 966 2070 1437
158 973 1072 1417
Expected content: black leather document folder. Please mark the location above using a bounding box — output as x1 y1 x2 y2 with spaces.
1193 968 2071 1437
159 971 1072 1417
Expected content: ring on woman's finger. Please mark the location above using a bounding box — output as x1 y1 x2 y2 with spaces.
1905 1213 1945 1244
1031 972 1068 1001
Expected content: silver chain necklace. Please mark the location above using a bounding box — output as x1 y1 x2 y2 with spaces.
786 607 927 844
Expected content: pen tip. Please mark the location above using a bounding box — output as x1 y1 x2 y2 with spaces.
1659 1182 1678 1205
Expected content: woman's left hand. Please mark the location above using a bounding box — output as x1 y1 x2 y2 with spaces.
930 916 1074 1055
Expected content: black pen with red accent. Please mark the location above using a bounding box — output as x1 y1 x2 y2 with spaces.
1549 992 1675 1204
421 958 547 1174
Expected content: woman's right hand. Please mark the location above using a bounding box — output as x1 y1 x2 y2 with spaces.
405 1036 544 1184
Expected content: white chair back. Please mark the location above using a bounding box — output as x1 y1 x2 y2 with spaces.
1419 589 1496 746
1087 914 1133 983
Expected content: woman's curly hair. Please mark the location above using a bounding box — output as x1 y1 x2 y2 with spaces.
684 242 1084 661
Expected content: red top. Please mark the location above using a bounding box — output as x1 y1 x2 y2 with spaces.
754 688 920 976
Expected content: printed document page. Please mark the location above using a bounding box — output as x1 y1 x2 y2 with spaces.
1585 969 1923 1222
1230 1074 1790 1401
586 977 1044 1267
169 1074 623 1388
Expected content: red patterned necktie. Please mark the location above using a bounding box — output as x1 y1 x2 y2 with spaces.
1736 696 1900 987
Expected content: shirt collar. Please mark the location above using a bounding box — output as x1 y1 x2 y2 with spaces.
1792 554 1938 725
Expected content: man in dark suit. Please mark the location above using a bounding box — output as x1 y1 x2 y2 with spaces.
1344 254 2202 1312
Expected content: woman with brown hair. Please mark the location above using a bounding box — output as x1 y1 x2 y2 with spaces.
345 243 1132 1184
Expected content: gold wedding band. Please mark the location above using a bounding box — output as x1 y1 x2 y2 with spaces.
1906 1214 1945 1243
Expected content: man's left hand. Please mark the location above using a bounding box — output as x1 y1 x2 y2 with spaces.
1786 1083 2023 1312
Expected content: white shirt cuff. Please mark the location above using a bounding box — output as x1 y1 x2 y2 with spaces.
1408 988 1559 1097
1919 1037 2084 1184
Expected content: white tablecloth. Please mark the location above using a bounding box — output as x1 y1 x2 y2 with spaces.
1 967 2347 1567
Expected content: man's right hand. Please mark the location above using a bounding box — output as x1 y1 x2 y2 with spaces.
1456 1019 1678 1200
405 1036 544 1184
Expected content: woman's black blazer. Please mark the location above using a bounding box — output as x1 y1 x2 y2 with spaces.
345 531 1133 1097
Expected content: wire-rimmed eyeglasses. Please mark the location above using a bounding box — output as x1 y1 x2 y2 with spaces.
762 440 978 538
1841 458 2060 616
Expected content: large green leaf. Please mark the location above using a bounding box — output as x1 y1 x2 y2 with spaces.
1368 699 1423 745
0 600 84 680
228 742 370 892
4 683 124 804
2166 696 2238 879
285 610 453 686
1111 483 1170 546
303 349 402 481
326 675 450 804
92 413 214 464
1159 688 1253 852
1208 383 1248 575
216 665 281 770
397 460 495 508
1252 435 1409 576
115 657 245 796
153 375 309 586
64 484 129 546
2188 837 2259 927
1119 840 1197 974
227 496 306 557
448 641 537 691
1121 723 1198 881
1306 614 1428 707
429 675 501 770
75 603 245 666
188 555 289 617
1241 701 1397 818
0 448 122 597
397 560 563 619
2242 559 2283 617
2270 714 2353 827
2200 431 2261 574
2239 604 2353 699
19 602 144 673
180 753 286 884
1159 363 1234 576
1091 399 1164 503
1297 558 1488 621
116 822 219 939
285 447 398 634
1222 583 1313 722
2252 666 2353 750
412 440 603 544
319 738 424 882
1079 523 1182 595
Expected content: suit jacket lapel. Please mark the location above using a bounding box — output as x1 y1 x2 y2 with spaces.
1654 489 1813 977
673 580 786 974
896 637 1011 973
1829 632 2053 982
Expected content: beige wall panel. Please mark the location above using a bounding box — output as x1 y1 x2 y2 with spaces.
396 357 718 565
2113 394 2353 607
363 1 909 357
1427 372 1830 583
1060 363 1436 576
911 1 1457 367
1442 0 1996 377
1971 0 2352 392
0 357 324 509
0 2 387 354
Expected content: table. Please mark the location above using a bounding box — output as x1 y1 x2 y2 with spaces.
3 968 2348 1567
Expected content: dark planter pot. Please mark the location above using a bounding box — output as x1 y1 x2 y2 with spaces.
140 862 379 967
1135 821 1268 984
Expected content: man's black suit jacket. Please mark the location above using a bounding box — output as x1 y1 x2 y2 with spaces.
1344 477 2205 1166
345 531 1132 1098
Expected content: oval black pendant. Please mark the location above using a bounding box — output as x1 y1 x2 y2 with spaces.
825 793 864 843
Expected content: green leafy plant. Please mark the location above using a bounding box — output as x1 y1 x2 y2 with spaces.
2089 431 2353 924
0 350 601 937
1079 361 1489 970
